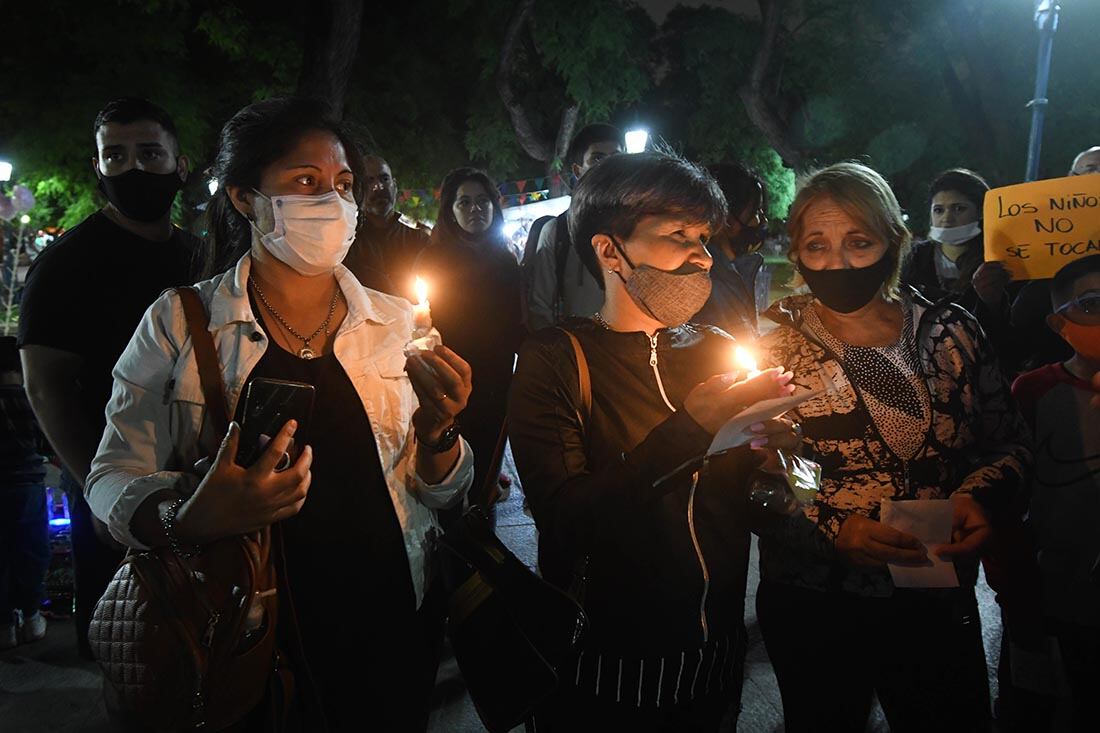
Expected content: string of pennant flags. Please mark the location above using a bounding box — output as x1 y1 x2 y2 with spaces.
397 172 567 209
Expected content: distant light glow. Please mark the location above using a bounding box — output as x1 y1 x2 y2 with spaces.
502 220 521 238
625 129 649 154
0 161 11 182
207 179 219 195
49 518 71 527
20 214 30 224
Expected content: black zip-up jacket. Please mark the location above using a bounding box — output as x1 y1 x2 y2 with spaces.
508 319 757 657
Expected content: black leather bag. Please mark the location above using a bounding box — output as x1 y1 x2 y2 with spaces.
440 327 593 733
440 506 586 733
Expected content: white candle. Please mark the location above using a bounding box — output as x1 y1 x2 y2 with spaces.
734 345 761 379
413 276 432 330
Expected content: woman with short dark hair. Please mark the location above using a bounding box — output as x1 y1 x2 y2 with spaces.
509 151 799 730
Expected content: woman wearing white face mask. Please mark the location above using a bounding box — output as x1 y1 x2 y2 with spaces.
86 98 475 730
902 168 1020 369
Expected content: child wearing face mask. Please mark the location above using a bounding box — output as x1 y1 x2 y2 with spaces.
1010 254 1100 732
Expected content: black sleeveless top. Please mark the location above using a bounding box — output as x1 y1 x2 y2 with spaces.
238 302 421 724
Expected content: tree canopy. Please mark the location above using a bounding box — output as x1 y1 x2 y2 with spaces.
1 0 1097 233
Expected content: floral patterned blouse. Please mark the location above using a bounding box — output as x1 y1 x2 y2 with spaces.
755 290 1032 597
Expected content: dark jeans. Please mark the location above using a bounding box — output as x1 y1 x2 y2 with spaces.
60 470 124 659
1054 620 1100 733
0 482 50 618
756 579 991 733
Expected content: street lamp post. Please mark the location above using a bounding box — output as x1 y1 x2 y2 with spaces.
1 214 30 336
1025 0 1060 182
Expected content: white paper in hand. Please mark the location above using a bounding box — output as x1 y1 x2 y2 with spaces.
707 390 822 456
880 499 959 588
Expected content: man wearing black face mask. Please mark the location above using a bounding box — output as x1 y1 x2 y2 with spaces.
693 162 770 341
18 97 197 660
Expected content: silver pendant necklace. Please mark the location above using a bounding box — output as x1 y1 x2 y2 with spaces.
249 276 341 359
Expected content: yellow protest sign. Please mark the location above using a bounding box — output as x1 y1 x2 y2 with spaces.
983 175 1100 280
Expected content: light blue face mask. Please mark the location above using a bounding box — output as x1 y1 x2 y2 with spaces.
251 189 359 276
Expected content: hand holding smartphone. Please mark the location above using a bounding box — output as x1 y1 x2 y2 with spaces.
236 378 316 469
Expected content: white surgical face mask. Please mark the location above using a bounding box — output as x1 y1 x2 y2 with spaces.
929 221 982 246
251 190 358 276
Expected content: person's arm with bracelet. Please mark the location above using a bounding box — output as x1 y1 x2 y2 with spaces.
86 291 314 552
405 344 475 503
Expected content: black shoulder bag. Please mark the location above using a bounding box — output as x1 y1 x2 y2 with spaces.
440 327 591 733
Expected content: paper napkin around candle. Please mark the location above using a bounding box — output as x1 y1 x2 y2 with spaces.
706 389 823 456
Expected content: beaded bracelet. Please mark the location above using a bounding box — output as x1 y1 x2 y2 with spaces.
161 497 201 559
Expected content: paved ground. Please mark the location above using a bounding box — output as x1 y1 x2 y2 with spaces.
1 444 1005 732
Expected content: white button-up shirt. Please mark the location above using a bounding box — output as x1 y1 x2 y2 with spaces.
87 254 473 606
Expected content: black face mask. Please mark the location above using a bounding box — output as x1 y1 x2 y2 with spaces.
798 254 894 313
97 168 182 222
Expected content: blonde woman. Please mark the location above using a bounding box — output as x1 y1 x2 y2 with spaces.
755 162 1031 732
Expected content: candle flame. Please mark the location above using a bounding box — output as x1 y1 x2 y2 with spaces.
414 276 429 304
734 345 758 373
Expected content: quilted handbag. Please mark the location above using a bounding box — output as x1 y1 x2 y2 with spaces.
88 287 287 731
90 530 283 730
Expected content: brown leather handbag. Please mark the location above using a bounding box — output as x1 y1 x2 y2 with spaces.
88 287 288 731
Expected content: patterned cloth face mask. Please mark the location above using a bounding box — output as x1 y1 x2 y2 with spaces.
611 237 712 327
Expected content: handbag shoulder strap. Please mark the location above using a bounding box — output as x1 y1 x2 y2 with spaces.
557 328 591 423
176 286 231 436
556 327 591 604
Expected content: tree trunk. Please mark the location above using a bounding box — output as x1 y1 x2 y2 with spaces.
497 0 553 162
931 5 1006 180
738 0 805 170
296 0 364 120
497 0 580 177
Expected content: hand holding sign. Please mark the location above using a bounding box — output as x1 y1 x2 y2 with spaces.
984 176 1100 280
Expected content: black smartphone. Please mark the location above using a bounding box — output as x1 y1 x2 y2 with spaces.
236 378 316 469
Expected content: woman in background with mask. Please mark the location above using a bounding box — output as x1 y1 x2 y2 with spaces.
755 162 1031 732
693 161 771 341
86 98 475 731
415 168 523 511
509 151 800 731
902 168 1019 367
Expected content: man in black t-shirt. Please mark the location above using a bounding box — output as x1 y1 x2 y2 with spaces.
18 97 198 659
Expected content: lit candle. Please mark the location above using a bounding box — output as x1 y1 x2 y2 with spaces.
405 275 442 359
413 276 432 331
734 345 761 379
